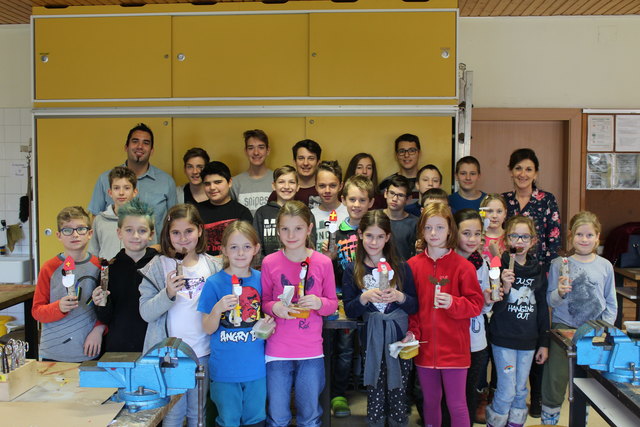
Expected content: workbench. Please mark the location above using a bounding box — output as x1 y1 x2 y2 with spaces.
0 284 37 358
614 267 640 327
0 361 180 427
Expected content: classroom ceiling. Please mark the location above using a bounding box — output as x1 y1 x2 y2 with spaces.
2 0 640 25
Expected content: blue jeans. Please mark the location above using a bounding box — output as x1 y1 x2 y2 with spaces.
163 355 209 427
491 345 534 416
211 377 266 426
266 358 325 427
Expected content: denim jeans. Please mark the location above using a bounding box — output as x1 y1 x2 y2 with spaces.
211 377 267 426
491 345 534 416
163 355 209 427
331 328 355 397
266 358 325 427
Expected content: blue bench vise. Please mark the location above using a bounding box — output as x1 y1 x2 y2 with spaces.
573 320 640 385
79 337 203 413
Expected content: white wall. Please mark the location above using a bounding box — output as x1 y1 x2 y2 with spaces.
459 16 640 108
0 25 30 108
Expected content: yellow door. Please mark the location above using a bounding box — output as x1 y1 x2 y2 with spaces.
309 11 457 97
34 16 171 100
36 118 173 264
172 117 307 179
172 15 309 98
305 116 453 191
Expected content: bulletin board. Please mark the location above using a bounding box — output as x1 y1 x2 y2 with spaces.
584 111 640 237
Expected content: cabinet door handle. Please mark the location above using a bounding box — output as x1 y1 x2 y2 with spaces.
177 53 186 61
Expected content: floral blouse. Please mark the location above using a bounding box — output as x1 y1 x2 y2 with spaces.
501 186 561 267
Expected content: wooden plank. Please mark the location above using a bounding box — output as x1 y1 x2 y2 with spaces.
0 360 38 402
0 285 35 311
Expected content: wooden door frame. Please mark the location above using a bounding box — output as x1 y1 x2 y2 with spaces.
472 108 583 233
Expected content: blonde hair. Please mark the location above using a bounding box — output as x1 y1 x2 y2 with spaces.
568 211 601 254
480 193 507 210
342 175 375 200
416 202 457 251
220 221 260 268
160 204 207 257
276 200 313 248
504 215 537 250
57 206 91 230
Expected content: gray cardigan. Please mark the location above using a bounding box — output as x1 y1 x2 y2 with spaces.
138 253 222 353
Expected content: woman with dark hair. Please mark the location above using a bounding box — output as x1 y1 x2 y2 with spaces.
500 148 560 419
177 147 210 205
345 153 385 209
501 148 561 268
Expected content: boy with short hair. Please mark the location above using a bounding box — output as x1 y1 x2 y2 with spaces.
91 199 158 352
312 160 348 252
379 133 421 199
405 164 443 216
89 166 139 259
32 206 105 362
326 175 375 417
231 129 274 215
449 156 486 213
197 161 253 255
383 175 418 261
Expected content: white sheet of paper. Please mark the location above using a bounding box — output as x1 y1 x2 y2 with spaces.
587 115 614 151
616 115 640 152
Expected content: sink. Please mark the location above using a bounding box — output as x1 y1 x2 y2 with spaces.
0 256 33 283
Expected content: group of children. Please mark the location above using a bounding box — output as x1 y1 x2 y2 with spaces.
32 144 617 427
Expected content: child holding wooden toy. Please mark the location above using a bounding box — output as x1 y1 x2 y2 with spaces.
405 203 484 426
261 200 338 427
32 206 105 362
199 220 272 427
486 215 549 427
541 211 617 425
139 203 222 427
342 210 417 427
91 198 157 352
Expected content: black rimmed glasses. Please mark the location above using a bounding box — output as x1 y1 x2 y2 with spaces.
397 148 419 156
59 226 91 236
507 233 532 243
388 190 407 200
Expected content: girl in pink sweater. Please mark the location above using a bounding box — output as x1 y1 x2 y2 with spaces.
261 200 338 427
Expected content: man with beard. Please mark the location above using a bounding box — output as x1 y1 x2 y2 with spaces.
89 123 177 241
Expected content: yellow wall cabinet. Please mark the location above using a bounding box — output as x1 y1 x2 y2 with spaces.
172 15 309 98
34 16 172 100
309 12 457 97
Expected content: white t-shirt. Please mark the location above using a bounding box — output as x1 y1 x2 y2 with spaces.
167 254 212 357
311 204 348 252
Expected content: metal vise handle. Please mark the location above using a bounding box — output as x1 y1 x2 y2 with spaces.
196 364 206 427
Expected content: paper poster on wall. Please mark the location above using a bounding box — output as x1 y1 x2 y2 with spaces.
586 153 612 190
587 115 614 151
613 154 640 189
615 115 640 152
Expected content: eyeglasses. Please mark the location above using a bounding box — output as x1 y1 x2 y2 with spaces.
397 148 419 156
507 233 532 243
59 226 91 236
388 190 407 200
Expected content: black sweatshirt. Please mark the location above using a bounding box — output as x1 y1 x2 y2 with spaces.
489 252 550 350
95 247 158 352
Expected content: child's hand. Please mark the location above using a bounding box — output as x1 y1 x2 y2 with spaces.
535 346 548 364
501 269 515 294
435 291 453 309
166 270 185 299
59 295 78 313
84 325 105 357
272 301 295 319
91 287 110 306
360 288 384 304
483 287 503 304
488 240 501 258
381 288 406 304
263 315 275 324
401 331 415 343
298 294 322 310
213 295 239 315
558 276 572 297
321 240 336 259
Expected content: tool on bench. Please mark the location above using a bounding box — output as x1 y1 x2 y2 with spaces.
79 337 206 425
574 320 640 385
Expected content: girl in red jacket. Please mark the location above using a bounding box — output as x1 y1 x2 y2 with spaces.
405 203 484 427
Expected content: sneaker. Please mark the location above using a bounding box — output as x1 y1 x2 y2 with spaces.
331 396 351 418
529 397 541 418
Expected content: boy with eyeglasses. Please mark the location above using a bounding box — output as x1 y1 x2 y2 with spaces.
383 175 418 261
379 133 421 201
89 166 139 259
32 206 105 362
